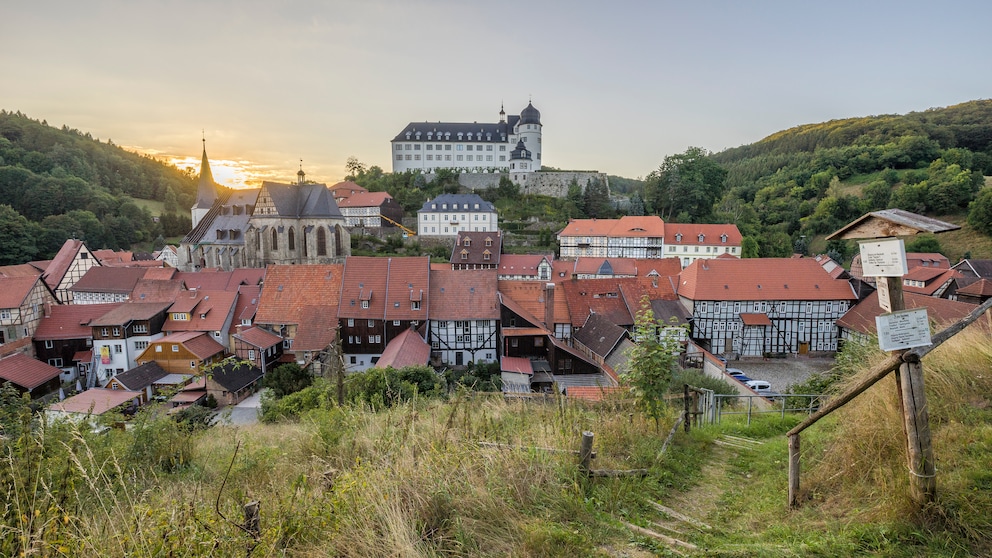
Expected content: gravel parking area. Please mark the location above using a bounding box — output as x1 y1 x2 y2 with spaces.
726 357 835 393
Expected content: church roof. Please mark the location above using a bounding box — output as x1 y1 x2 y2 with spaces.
259 182 344 219
182 189 258 245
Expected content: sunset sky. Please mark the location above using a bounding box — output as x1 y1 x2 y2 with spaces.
4 1 991 188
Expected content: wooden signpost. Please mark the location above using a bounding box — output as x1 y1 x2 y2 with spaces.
786 210 961 509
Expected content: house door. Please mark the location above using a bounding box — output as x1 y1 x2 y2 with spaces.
799 342 809 355
455 352 463 366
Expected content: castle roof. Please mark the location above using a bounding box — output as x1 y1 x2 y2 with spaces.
258 182 344 219
392 119 518 143
418 193 494 214
519 102 541 126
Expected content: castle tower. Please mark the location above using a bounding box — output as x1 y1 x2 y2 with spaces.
191 138 219 230
516 101 542 171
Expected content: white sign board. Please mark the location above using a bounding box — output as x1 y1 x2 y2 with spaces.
876 308 931 351
876 279 892 313
859 238 908 277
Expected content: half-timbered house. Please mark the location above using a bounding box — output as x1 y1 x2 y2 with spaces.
427 268 499 366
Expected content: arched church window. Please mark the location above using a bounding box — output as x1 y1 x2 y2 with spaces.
317 227 327 256
271 229 278 250
288 228 296 251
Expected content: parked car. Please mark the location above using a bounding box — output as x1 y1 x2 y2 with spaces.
725 368 752 383
744 379 773 394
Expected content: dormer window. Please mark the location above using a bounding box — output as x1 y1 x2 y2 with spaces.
721 234 728 243
431 203 437 210
698 234 705 242
463 238 471 247
427 132 432 139
474 203 480 209
457 133 463 140
675 233 683 242
461 250 468 260
442 203 447 210
445 132 450 139
485 237 492 246
415 132 421 139
361 300 369 309
483 250 491 261
405 132 411 139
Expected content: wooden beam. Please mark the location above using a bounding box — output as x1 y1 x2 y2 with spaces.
788 434 800 508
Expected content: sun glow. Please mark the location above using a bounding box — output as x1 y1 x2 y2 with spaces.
166 155 278 189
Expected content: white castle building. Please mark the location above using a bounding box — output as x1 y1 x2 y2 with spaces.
391 101 542 182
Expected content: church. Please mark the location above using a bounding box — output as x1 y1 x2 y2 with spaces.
177 142 350 271
391 101 542 182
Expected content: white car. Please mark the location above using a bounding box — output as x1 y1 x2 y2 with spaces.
744 379 772 394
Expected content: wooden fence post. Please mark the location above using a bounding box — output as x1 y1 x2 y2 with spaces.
244 500 261 540
900 355 937 504
683 384 691 433
579 431 594 475
788 434 800 508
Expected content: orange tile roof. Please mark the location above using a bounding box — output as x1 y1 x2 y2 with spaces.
0 353 61 390
130 279 183 303
328 181 368 200
337 191 393 208
557 218 620 237
292 305 338 351
957 278 992 297
49 388 137 415
497 280 570 326
153 332 225 359
255 264 344 325
34 303 122 340
374 328 430 369
665 223 742 246
0 275 42 309
500 356 533 375
163 290 238 333
609 216 666 237
573 258 638 276
142 267 177 281
41 239 85 290
560 278 638 327
497 254 552 277
338 257 429 320
233 326 282 349
566 386 627 402
677 258 857 301
429 268 499 320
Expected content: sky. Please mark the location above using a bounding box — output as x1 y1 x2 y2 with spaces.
3 1 991 188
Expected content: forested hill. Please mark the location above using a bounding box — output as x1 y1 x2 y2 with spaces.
685 100 992 261
0 111 196 264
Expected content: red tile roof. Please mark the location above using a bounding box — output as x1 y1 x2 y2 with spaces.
233 285 261 324
385 257 431 320
630 258 683 277
610 216 667 237
429 269 499 320
0 353 61 390
836 291 977 336
173 271 237 292
329 181 368 201
49 388 137 415
560 278 638 328
566 386 627 401
665 223 743 246
255 264 344 325
497 254 551 277
903 269 961 296
0 264 44 278
337 191 393 208
162 290 237 333
233 326 282 349
34 303 122 340
142 267 177 281
677 258 857 301
740 313 773 326
0 275 42 309
557 218 620 237
69 267 149 294
497 281 570 327
130 279 183 303
292 305 339 351
573 258 638 276
41 239 85 290
957 278 992 297
374 328 430 369
500 356 533 375
338 257 429 320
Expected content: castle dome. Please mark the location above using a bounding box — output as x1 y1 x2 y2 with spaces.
519 102 541 126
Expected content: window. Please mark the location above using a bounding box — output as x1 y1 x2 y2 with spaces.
133 324 147 333
44 339 54 349
48 358 63 367
411 300 421 310
393 320 401 326
172 344 179 352
248 349 255 361
510 338 519 347
190 361 196 369
361 300 369 309
156 345 162 352
350 356 357 364
271 229 278 250
135 341 148 350
101 327 109 336
288 227 295 250
347 318 355 327
114 344 122 354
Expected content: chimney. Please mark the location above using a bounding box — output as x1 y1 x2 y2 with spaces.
544 283 555 330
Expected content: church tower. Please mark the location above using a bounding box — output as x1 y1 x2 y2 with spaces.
191 138 219 230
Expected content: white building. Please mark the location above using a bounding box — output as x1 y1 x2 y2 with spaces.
417 194 498 237
391 102 542 182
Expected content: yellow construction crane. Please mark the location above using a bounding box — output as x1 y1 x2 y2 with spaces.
378 214 417 237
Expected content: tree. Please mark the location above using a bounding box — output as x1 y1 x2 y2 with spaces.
262 363 313 398
582 177 613 218
0 204 39 265
620 298 683 429
967 187 992 235
644 147 727 222
740 236 760 258
905 235 941 254
345 156 367 179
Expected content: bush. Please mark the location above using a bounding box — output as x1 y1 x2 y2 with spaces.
345 365 446 409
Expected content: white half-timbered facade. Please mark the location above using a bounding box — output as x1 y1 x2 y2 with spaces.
427 269 499 366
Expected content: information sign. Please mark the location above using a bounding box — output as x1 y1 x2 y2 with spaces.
876 308 931 351
859 238 908 277
876 279 892 312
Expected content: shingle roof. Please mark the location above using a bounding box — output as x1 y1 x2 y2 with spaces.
952 259 992 279
182 188 256 244
255 264 344 325
573 313 628 359
0 275 42 309
677 258 857 301
89 302 172 327
208 360 262 392
429 268 499 320
34 303 122 340
69 267 149 294
111 361 169 391
836 291 977 335
374 328 430 370
0 353 61 390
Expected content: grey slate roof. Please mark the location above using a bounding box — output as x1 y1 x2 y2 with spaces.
392 118 518 143
209 360 263 393
261 182 344 219
113 361 169 391
194 146 220 210
418 193 494 214
573 313 628 359
953 259 992 279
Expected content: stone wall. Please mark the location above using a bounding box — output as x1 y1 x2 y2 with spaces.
424 171 609 197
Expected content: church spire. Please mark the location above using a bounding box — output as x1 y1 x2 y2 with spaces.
191 135 220 229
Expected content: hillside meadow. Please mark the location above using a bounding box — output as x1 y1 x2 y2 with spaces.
2 323 991 557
